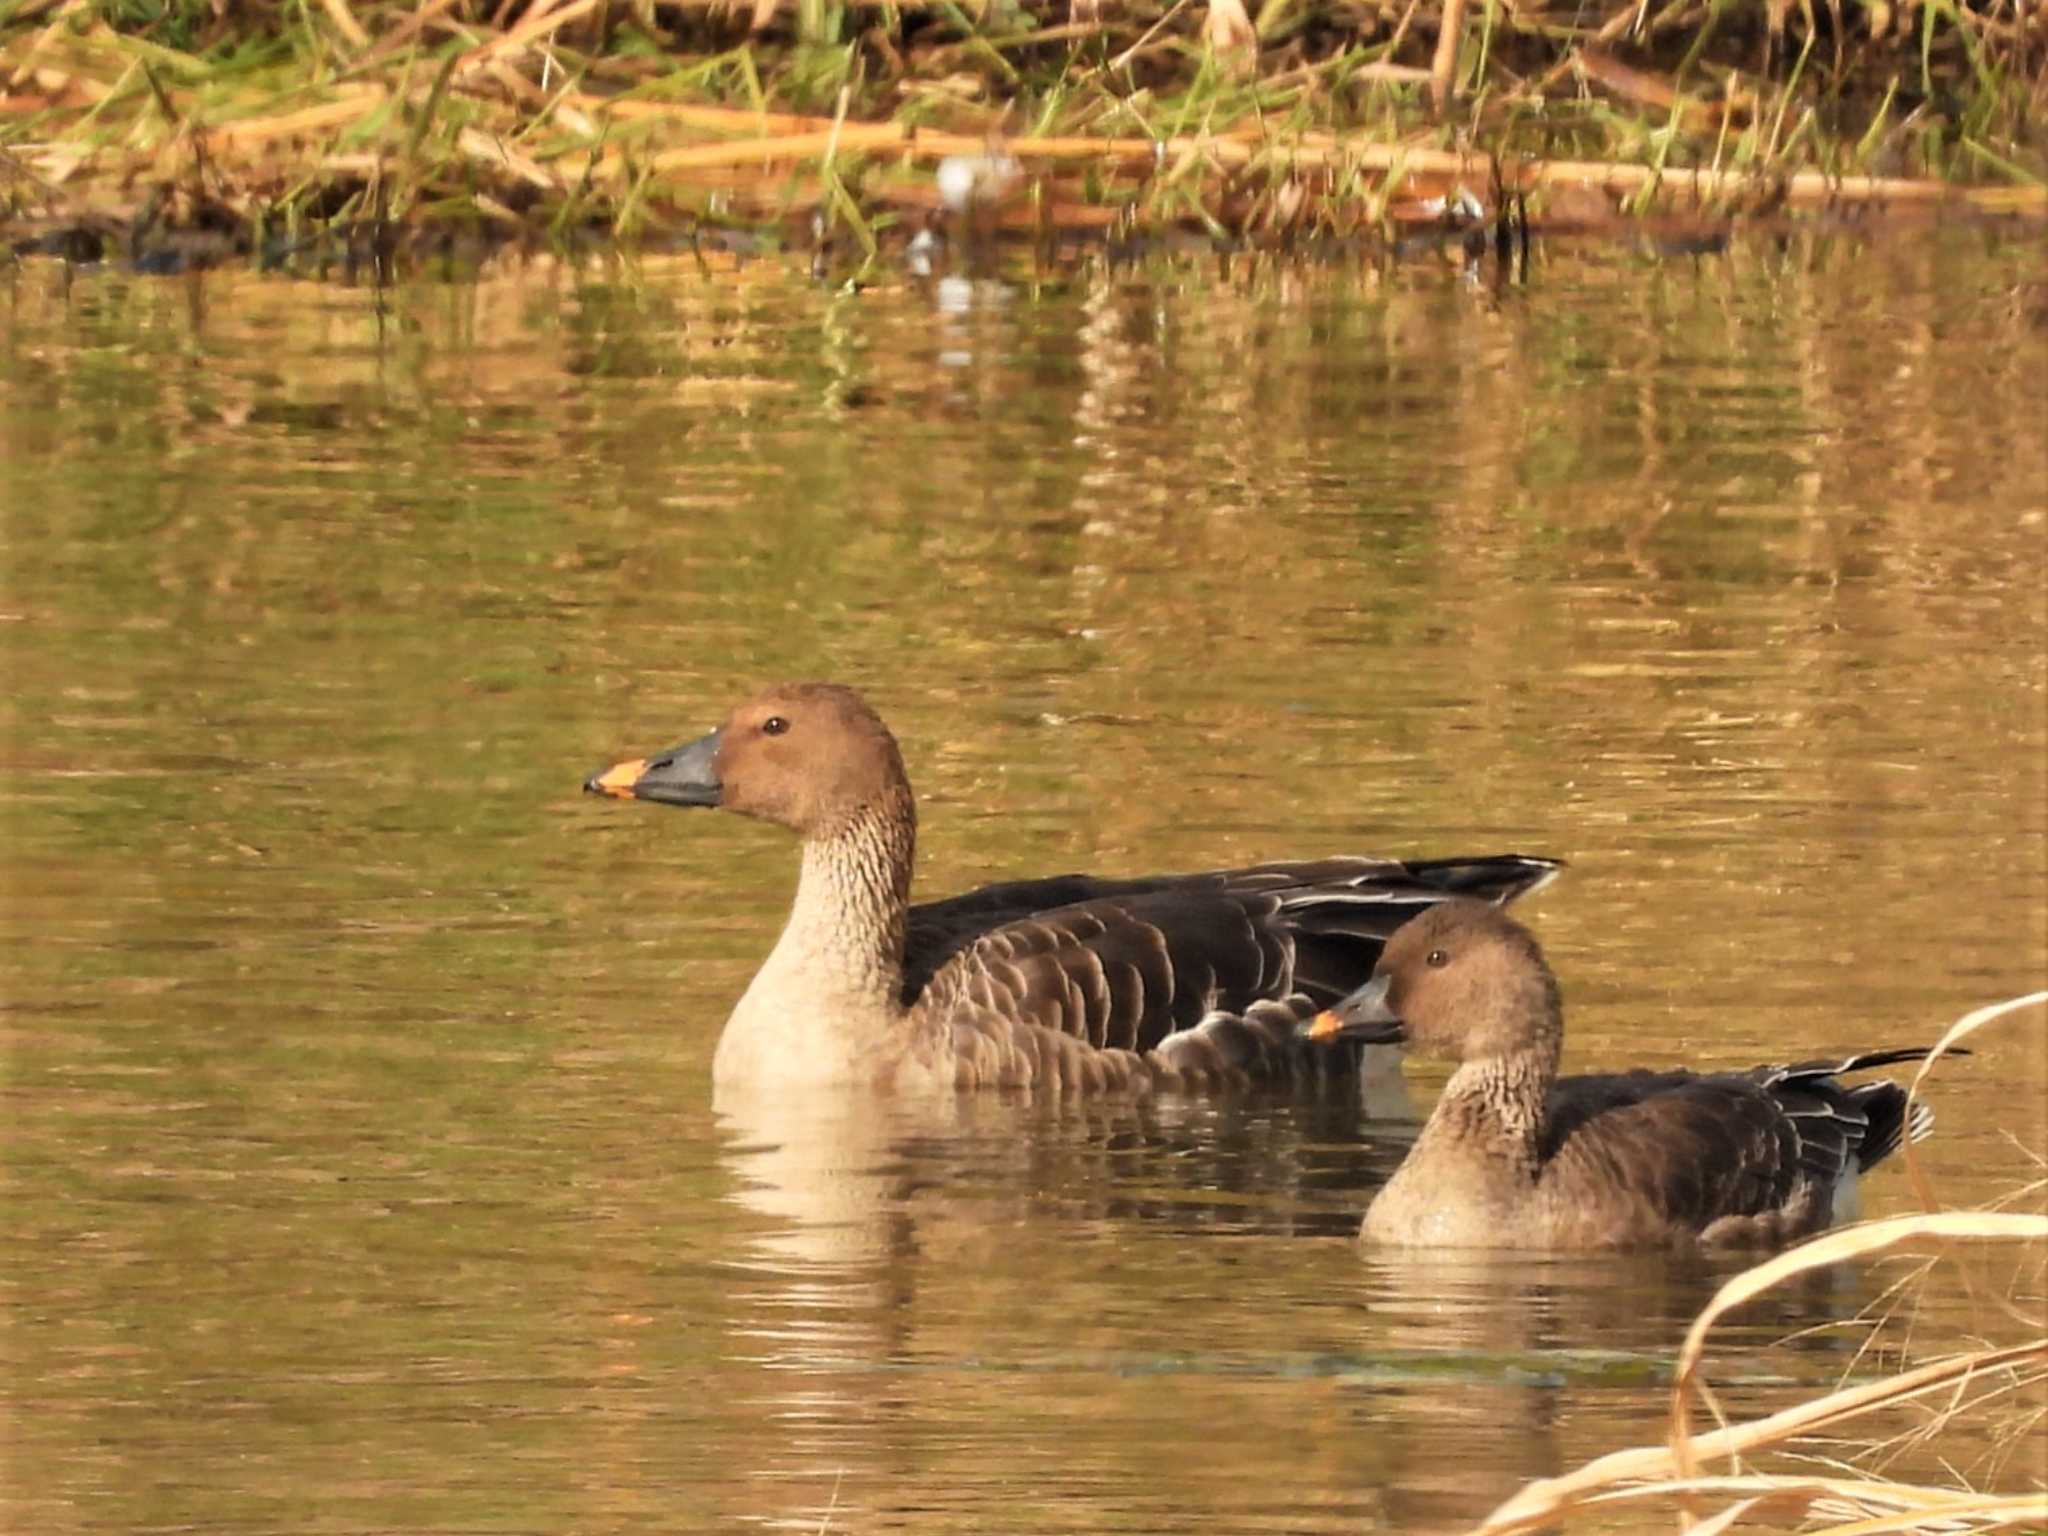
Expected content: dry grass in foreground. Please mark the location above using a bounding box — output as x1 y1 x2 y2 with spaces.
1470 990 2048 1536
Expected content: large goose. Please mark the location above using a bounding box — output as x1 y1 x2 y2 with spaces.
1307 901 1936 1248
585 682 1560 1094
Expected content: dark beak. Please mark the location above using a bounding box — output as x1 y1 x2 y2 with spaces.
1303 973 1406 1045
584 728 723 808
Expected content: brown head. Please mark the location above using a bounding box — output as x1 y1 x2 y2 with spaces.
584 682 915 840
1305 900 1564 1067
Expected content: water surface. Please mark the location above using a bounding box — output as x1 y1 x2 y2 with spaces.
4 228 2045 1534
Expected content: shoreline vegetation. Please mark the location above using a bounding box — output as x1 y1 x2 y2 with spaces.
2 0 2043 273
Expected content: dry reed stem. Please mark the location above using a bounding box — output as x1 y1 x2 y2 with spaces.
1502 1474 2048 1533
1669 1211 2048 1462
1899 991 2048 1213
207 94 389 149
541 95 2041 212
31 95 2043 218
458 0 602 75
1109 0 1192 71
583 96 832 135
342 0 463 76
3 0 91 93
1203 0 1259 59
317 0 373 54
1430 0 1467 109
456 125 554 186
1472 1331 2046 1531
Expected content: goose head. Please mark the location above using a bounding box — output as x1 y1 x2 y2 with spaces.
1305 900 1563 1066
585 682 913 840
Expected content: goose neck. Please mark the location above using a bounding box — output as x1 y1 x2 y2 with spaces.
774 805 915 1012
1430 1046 1558 1172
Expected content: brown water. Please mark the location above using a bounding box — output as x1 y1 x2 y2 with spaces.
3 230 2045 1535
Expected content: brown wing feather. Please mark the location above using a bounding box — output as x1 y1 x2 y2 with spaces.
1539 1052 1933 1242
915 856 1561 1075
902 855 1559 1007
1543 1077 1808 1237
925 898 1264 1053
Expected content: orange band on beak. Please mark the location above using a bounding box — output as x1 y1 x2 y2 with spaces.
588 758 648 799
1305 1009 1345 1043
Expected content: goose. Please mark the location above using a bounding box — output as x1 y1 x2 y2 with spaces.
584 682 1560 1095
1305 900 1937 1248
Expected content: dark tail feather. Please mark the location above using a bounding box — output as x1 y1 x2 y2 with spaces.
1772 1045 1967 1087
1845 1081 1933 1172
1771 1045 1958 1173
1403 855 1565 904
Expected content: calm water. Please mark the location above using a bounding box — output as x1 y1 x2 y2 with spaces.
4 228 2045 1535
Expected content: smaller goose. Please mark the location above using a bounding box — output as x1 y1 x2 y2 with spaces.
1306 901 1936 1249
585 682 1562 1096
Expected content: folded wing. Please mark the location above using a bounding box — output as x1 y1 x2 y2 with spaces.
1539 1049 1935 1244
912 855 1562 1074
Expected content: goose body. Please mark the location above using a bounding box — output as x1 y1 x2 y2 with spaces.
1308 901 1935 1248
585 683 1560 1095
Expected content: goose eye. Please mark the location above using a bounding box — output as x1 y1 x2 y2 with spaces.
762 716 790 736
1426 948 1450 968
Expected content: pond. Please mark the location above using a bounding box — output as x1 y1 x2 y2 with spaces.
4 225 2045 1534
